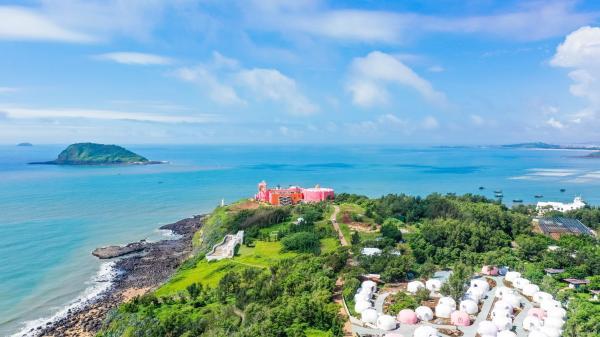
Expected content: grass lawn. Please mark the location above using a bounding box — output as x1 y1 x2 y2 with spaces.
320 237 340 253
305 328 333 337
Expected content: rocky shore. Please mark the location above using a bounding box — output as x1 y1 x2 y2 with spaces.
29 215 205 337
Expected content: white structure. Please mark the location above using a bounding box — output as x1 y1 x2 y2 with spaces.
491 308 512 320
493 316 513 331
415 306 434 321
361 247 382 256
407 281 425 294
540 326 562 337
477 321 498 336
546 307 567 319
426 279 443 293
505 271 521 283
502 294 521 309
459 299 479 314
470 279 490 292
513 277 530 290
355 299 372 313
497 331 517 337
494 299 514 313
541 299 562 311
206 230 244 261
528 331 547 337
495 286 513 299
533 291 553 304
435 303 454 318
438 296 457 308
523 284 540 297
414 326 439 337
523 316 543 331
361 308 378 324
377 314 397 330
362 280 377 294
537 196 586 214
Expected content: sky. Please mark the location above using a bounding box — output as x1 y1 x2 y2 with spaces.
1 0 600 145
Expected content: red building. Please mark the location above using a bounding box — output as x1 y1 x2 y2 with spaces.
255 181 334 205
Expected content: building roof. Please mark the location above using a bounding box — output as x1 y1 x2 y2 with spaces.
537 217 594 237
544 268 565 274
563 278 590 285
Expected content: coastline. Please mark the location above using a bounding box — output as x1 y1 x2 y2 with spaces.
16 215 205 337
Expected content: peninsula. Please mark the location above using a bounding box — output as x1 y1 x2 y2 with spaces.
30 143 161 165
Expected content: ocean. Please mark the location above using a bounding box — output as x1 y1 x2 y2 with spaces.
1 144 599 335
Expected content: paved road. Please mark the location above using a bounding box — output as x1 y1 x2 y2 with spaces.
331 205 349 246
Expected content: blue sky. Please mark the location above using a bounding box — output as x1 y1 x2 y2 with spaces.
1 0 600 144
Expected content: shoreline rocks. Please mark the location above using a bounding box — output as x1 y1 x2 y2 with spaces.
92 241 149 259
31 215 205 337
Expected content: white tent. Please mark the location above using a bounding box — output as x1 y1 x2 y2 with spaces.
523 284 540 297
355 291 371 303
528 331 547 337
497 331 517 337
544 317 565 329
413 326 439 337
362 280 377 293
532 291 553 304
435 303 454 318
361 308 378 324
465 287 484 302
546 307 567 319
377 314 397 331
495 286 513 299
513 277 530 289
494 299 514 312
415 306 434 321
493 316 513 331
541 299 561 311
523 316 543 331
540 326 562 337
491 308 511 320
355 299 372 313
477 321 497 336
459 299 479 314
426 279 442 292
407 281 425 294
502 293 521 309
505 271 521 283
470 279 490 292
438 296 457 308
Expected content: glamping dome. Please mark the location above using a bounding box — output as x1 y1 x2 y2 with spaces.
377 314 397 331
439 296 457 308
397 309 418 324
493 316 513 331
414 326 439 337
513 277 530 289
540 326 562 337
495 286 513 299
498 266 508 275
355 292 371 303
541 299 561 311
477 321 498 336
435 303 454 318
470 279 490 292
361 308 378 324
467 286 485 301
546 307 566 319
494 299 514 312
502 294 521 309
497 331 517 337
505 271 521 283
533 291 553 304
527 308 547 321
528 332 547 337
544 317 565 329
450 311 471 326
482 265 499 276
491 308 511 320
523 316 543 331
362 280 377 294
523 284 540 297
407 281 425 294
355 299 372 313
459 299 479 314
415 306 434 321
426 279 442 292
384 334 404 337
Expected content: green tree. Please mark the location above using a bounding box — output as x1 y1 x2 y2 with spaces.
441 263 471 302
351 231 361 245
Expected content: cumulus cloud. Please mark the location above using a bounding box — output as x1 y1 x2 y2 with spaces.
173 65 245 106
551 26 600 128
422 116 439 129
347 51 447 107
470 114 485 126
0 87 19 94
546 117 565 129
0 106 217 124
95 52 173 65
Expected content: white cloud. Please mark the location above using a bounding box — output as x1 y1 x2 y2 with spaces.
0 106 217 124
546 117 565 129
347 51 447 107
0 87 19 94
0 6 93 42
422 116 439 129
236 68 318 115
551 26 600 128
428 65 445 73
95 52 173 65
470 114 484 126
172 65 246 106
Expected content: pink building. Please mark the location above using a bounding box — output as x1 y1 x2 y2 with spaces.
255 181 334 205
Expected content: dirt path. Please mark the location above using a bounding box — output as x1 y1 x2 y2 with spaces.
331 205 349 246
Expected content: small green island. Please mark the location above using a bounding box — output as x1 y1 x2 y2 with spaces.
17 142 33 147
585 151 600 158
30 143 162 165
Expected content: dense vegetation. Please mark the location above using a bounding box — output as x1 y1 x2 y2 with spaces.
99 193 599 337
38 143 149 165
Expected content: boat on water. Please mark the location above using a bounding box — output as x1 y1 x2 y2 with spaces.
495 193 504 198
494 190 502 194
534 195 543 198
560 188 566 192
513 199 523 203
478 186 485 190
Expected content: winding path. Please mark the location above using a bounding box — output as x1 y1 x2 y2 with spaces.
331 205 349 246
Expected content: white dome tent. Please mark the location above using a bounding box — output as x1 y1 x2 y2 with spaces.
435 303 454 318
426 279 442 293
466 286 485 302
541 299 562 311
546 307 567 319
540 326 562 337
494 299 514 312
407 281 425 294
477 321 498 336
533 291 553 304
495 286 513 299
497 331 517 337
544 317 565 329
491 308 511 320
505 271 521 283
362 280 377 294
502 293 521 309
377 314 397 331
523 316 543 331
528 331 547 337
361 308 378 324
355 299 372 313
415 306 434 321
492 316 513 331
459 299 479 314
523 284 540 297
413 326 439 337
438 296 457 308
470 279 490 292
355 291 370 303
513 277 530 289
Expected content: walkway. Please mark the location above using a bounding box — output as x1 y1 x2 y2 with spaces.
330 205 348 246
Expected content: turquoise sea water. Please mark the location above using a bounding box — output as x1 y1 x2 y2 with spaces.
1 144 599 335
